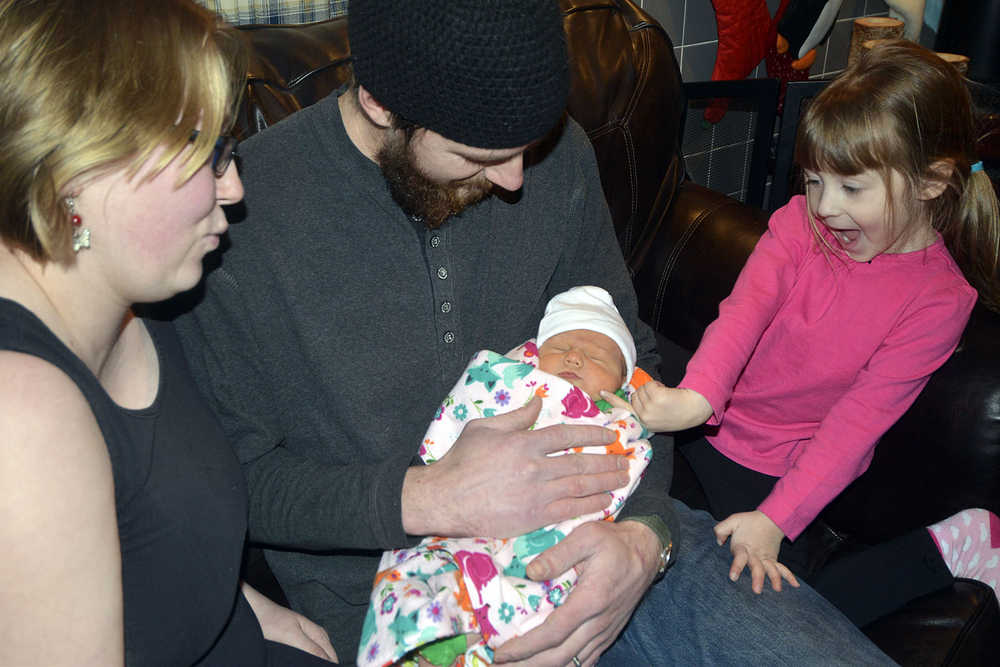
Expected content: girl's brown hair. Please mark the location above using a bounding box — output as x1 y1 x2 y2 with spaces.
795 40 999 311
0 0 247 262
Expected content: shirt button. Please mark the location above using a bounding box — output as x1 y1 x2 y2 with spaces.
437 266 448 280
443 331 455 344
430 235 441 248
411 214 423 224
440 301 452 313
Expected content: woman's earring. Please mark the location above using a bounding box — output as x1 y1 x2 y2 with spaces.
66 196 91 252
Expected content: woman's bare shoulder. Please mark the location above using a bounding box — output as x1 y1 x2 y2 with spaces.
0 350 124 664
0 348 105 449
0 347 114 514
0 348 116 510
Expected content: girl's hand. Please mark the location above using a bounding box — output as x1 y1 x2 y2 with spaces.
601 382 712 432
713 511 799 594
241 582 338 662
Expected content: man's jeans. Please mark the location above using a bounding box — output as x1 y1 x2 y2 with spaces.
601 501 896 666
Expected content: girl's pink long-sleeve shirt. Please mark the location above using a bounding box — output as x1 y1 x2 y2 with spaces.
680 196 977 540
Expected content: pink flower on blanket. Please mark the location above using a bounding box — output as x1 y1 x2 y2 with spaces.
473 604 499 641
561 386 599 418
455 550 498 595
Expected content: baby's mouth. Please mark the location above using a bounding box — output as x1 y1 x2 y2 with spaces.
558 371 580 380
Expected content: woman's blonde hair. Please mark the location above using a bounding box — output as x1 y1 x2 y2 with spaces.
795 40 1000 311
0 0 247 262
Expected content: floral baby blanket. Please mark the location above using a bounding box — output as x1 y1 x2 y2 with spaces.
358 340 652 667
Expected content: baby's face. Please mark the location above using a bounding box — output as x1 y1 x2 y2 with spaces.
537 329 626 401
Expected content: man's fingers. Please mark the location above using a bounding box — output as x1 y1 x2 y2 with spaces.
495 595 582 662
521 455 628 529
497 521 646 665
545 448 627 476
573 630 610 667
494 581 595 664
525 547 571 583
545 451 628 484
532 458 629 527
473 395 542 431
538 494 615 539
529 423 616 456
555 467 630 497
546 470 623 503
524 525 597 581
499 528 600 659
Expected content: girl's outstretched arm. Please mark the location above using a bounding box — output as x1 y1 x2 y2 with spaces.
681 200 814 427
602 381 712 432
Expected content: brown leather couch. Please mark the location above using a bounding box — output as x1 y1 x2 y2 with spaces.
231 1 1000 664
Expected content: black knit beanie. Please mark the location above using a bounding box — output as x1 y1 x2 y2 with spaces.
349 0 570 149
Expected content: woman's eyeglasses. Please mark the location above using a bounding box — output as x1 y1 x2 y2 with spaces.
189 130 238 177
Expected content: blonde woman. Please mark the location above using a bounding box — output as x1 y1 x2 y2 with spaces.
0 1 335 664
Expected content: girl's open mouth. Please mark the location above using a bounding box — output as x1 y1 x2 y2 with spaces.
831 228 861 247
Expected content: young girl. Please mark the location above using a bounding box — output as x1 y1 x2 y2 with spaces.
606 39 1000 624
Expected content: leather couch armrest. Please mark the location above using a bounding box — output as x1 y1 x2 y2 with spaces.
862 580 1000 666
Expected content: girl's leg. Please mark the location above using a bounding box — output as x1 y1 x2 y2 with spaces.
812 509 1000 627
810 528 953 627
679 436 777 519
668 434 712 513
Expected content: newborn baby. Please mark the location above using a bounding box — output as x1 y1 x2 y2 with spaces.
359 286 652 667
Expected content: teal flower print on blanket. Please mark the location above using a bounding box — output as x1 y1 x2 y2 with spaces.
465 351 534 392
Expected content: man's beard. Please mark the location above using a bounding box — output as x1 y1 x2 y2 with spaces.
376 133 494 229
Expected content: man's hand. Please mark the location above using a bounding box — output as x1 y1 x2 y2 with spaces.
601 382 712 433
402 398 624 538
714 510 799 594
493 520 660 666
